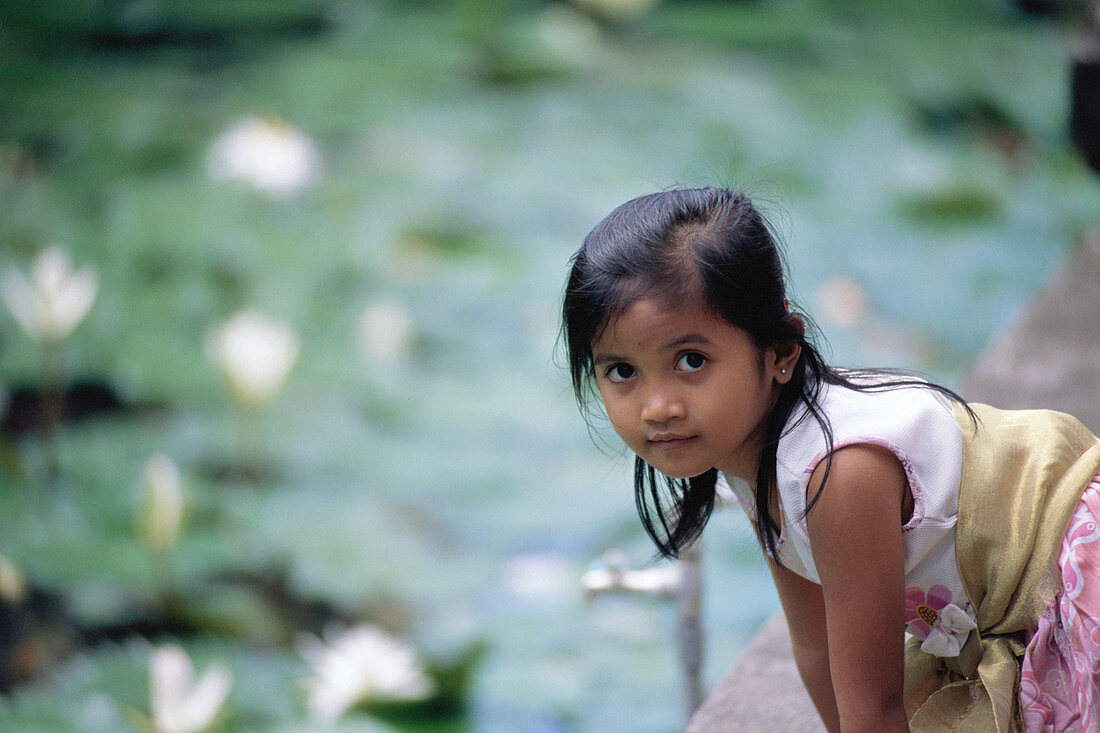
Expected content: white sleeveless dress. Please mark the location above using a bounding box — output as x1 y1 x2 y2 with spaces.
721 381 979 657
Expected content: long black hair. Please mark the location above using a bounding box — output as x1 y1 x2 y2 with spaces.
561 187 969 560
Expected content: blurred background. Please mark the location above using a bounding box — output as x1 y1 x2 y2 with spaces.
0 0 1097 731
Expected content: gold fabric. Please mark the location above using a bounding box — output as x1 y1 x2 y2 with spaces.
903 403 1100 732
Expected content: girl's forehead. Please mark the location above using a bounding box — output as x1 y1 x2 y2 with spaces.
594 297 728 348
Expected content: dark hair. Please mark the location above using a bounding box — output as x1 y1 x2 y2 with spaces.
561 187 969 560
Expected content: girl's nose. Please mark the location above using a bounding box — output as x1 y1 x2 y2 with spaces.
641 386 686 423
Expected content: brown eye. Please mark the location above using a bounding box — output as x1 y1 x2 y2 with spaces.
606 363 635 383
677 352 706 372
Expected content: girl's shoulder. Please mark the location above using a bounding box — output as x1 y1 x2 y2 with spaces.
777 378 964 503
788 377 957 443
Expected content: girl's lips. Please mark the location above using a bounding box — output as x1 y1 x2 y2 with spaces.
648 435 696 448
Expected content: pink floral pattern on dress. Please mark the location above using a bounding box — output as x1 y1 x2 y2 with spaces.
1020 477 1100 732
904 585 953 639
905 584 976 657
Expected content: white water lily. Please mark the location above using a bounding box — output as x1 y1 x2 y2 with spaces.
297 624 434 723
356 300 414 365
206 116 320 198
139 454 185 554
149 644 232 733
205 310 300 409
1 246 98 342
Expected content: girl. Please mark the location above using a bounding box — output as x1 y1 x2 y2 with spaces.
561 187 1100 732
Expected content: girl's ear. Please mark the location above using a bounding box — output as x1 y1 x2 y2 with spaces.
770 342 802 385
769 314 804 385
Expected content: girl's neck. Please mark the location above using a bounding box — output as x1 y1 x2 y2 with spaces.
715 387 784 482
715 435 764 484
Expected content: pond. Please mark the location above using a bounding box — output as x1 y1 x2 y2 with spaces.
0 1 1096 731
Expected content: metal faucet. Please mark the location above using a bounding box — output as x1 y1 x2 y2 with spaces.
582 542 704 723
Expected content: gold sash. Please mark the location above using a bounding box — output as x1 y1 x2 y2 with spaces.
904 403 1100 731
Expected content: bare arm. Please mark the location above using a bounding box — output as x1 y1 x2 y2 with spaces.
805 443 910 732
769 556 841 732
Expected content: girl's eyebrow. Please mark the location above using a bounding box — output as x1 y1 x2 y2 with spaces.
593 334 713 365
664 334 712 349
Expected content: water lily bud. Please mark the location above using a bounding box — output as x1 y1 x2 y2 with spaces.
1 246 98 342
140 454 184 554
0 554 27 605
205 310 300 409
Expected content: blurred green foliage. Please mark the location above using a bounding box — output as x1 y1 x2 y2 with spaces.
0 0 1096 730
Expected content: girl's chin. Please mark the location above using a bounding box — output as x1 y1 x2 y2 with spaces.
641 456 714 480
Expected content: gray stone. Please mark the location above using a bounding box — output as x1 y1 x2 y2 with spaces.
961 228 1100 432
685 612 824 732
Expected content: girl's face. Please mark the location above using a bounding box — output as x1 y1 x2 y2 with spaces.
592 297 793 482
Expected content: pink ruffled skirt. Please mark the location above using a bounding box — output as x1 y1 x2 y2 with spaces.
1020 473 1100 731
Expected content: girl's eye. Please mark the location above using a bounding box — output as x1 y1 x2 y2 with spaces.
605 363 635 383
677 352 706 372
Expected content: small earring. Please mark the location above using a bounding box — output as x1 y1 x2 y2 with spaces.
780 368 787 374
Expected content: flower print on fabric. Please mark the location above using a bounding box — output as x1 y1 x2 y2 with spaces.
1020 479 1100 731
905 585 951 638
905 585 977 658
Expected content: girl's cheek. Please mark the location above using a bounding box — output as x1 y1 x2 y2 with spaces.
600 400 627 431
596 383 616 410
607 418 635 447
